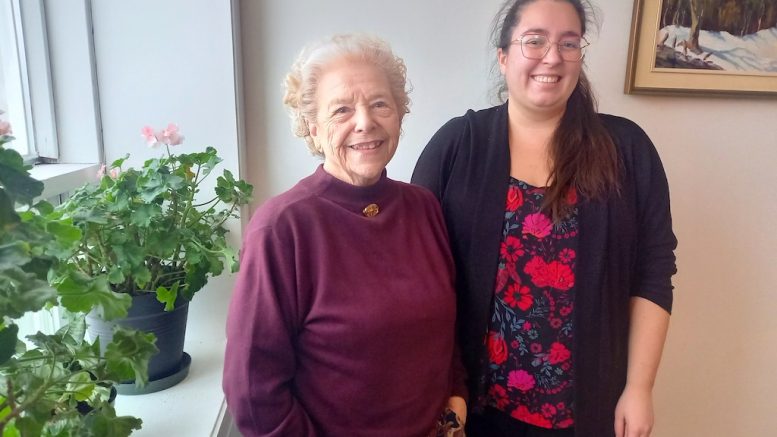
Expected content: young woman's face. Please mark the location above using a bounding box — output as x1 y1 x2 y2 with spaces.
310 57 401 187
498 0 584 118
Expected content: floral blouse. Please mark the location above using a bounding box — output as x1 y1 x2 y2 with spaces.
483 177 579 429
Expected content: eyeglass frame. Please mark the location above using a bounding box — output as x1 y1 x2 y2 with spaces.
509 34 590 62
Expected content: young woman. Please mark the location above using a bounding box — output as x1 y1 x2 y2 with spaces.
412 1 677 436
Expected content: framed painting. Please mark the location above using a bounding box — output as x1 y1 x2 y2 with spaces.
625 0 777 97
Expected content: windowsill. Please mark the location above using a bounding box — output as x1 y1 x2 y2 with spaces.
28 162 99 199
112 277 234 436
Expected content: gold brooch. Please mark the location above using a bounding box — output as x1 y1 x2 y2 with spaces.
362 203 379 217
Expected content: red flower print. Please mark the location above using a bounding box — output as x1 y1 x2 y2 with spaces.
504 284 533 310
530 343 542 353
511 340 519 349
506 185 524 211
487 332 508 365
559 248 576 264
559 305 572 316
565 186 578 205
549 318 562 329
495 265 509 292
522 212 553 239
500 236 524 263
523 321 532 331
488 384 510 409
557 418 574 428
524 256 545 278
507 369 536 392
511 405 552 428
526 259 575 290
548 342 571 365
543 261 574 290
541 403 557 418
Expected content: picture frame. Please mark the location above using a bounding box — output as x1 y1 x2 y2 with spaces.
625 0 777 97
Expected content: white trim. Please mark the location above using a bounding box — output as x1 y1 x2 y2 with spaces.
29 162 98 200
18 0 58 160
211 398 239 437
44 0 101 165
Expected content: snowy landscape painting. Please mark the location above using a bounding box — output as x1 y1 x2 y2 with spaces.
654 0 777 73
625 0 777 96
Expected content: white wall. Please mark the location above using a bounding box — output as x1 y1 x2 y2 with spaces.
240 1 777 436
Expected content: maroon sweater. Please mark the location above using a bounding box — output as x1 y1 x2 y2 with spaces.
223 166 464 437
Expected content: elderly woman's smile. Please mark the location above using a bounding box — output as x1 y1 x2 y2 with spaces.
310 58 401 187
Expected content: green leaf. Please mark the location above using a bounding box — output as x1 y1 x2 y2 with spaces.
0 324 19 365
104 328 157 386
13 416 43 437
2 421 21 437
221 245 239 273
107 267 125 285
0 267 57 319
131 266 151 289
83 404 143 437
0 189 21 227
46 220 82 246
0 149 43 205
129 203 161 227
0 242 31 270
33 199 54 215
113 244 144 270
155 282 179 311
110 154 129 169
65 371 95 402
55 272 131 321
55 313 87 346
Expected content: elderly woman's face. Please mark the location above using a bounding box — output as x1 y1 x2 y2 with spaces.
309 57 400 187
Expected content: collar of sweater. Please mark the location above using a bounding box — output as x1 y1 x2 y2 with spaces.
312 164 397 215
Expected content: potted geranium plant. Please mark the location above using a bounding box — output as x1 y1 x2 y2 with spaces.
55 124 252 393
0 118 156 435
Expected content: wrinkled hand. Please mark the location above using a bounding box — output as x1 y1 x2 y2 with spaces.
430 396 467 437
614 384 654 437
447 396 467 426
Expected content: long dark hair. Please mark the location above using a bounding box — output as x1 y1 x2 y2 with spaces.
492 0 620 221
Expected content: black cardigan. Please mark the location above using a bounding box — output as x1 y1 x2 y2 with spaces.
411 104 677 437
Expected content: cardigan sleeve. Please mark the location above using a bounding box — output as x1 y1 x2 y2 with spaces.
222 221 318 437
411 115 467 200
627 122 678 313
413 116 472 402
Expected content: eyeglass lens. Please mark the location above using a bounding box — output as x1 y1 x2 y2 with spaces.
519 35 586 61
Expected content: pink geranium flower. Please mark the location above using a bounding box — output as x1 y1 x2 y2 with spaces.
141 125 159 148
0 120 12 136
141 123 185 148
159 123 184 146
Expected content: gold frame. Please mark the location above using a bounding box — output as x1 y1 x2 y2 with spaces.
625 0 777 97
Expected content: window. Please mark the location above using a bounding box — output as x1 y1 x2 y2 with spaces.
0 0 57 161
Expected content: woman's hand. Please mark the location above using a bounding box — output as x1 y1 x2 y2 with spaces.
614 383 654 437
447 396 467 426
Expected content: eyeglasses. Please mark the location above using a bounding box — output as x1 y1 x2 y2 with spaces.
511 34 589 62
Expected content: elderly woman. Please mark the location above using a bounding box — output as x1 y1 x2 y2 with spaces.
223 34 466 437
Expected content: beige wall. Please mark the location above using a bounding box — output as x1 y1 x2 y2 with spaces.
590 3 777 437
240 1 777 435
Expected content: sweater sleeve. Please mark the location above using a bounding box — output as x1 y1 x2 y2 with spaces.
629 124 678 314
222 222 318 437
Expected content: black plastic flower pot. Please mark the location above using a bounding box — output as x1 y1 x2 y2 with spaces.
86 292 191 395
